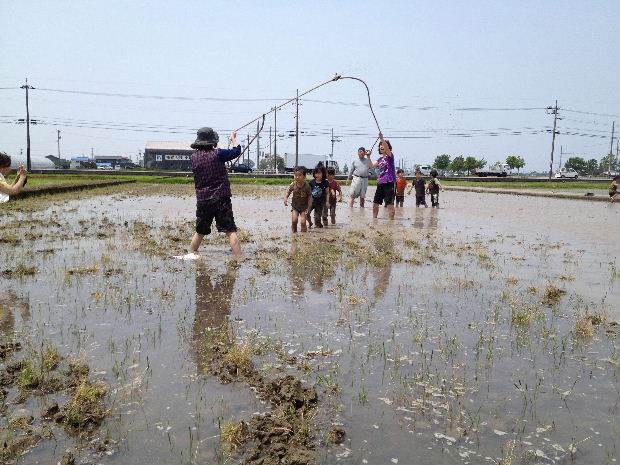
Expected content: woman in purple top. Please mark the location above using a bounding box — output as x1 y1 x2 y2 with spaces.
368 133 396 220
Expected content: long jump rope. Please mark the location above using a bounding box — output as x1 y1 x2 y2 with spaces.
230 74 382 163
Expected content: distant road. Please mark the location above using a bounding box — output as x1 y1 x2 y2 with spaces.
29 168 613 184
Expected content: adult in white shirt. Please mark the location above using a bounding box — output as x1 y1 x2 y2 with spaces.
347 147 371 207
0 152 28 202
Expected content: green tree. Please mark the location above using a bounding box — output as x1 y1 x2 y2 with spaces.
258 154 285 171
564 157 587 174
464 156 485 175
506 155 525 173
599 154 619 173
585 158 599 176
343 163 349 174
433 154 451 173
450 156 465 174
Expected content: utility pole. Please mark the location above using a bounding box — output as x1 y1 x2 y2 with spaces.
546 100 559 180
57 129 62 159
273 108 278 172
295 89 299 167
256 120 260 170
91 147 94 159
246 134 250 166
20 79 35 171
559 145 563 172
609 121 615 175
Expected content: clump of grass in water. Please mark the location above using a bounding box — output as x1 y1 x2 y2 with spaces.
43 345 61 370
0 233 21 244
2 263 38 277
575 316 594 338
65 379 108 428
224 343 254 373
574 311 606 338
220 420 247 453
17 359 41 389
542 284 565 305
65 265 99 276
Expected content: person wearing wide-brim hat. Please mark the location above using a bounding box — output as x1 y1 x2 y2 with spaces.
185 127 242 258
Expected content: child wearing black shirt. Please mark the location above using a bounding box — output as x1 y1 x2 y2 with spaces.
408 170 427 207
307 165 330 228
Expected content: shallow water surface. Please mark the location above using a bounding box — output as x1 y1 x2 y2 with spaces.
0 185 618 464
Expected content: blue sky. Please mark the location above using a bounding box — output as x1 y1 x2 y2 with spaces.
1 0 618 171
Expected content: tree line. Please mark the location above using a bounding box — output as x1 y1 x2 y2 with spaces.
431 153 617 176
431 154 525 174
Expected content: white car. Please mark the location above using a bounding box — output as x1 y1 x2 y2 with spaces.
416 165 432 176
555 170 578 179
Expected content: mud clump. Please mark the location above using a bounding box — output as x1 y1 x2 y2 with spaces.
202 326 326 465
0 343 110 462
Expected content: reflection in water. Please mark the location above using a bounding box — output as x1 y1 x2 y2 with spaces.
0 292 30 335
289 238 335 299
429 209 439 230
412 209 439 230
192 261 239 370
413 210 424 229
371 234 394 302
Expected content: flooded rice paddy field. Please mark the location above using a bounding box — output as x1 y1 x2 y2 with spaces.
1 183 619 465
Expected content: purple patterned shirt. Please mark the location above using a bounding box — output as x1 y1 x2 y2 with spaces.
377 154 396 184
191 146 241 202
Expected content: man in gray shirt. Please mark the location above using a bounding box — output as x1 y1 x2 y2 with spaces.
348 147 371 207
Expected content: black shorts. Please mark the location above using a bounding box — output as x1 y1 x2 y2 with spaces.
196 198 237 235
373 182 395 206
416 195 427 206
395 194 405 203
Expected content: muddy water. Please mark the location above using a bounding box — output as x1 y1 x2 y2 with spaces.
0 185 618 465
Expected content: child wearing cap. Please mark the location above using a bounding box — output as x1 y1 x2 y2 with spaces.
188 128 242 257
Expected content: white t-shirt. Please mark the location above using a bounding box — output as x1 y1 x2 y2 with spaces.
0 173 10 203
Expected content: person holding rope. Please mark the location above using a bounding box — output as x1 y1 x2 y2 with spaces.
368 133 396 220
347 147 371 207
0 152 28 202
186 127 242 258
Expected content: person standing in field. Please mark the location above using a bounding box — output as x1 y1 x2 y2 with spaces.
368 133 396 220
395 169 408 208
427 169 443 208
307 164 330 228
348 147 370 208
609 175 620 203
0 152 28 202
408 169 427 208
187 127 242 258
324 167 342 224
284 166 312 232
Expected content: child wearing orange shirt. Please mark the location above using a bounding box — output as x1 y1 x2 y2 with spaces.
395 169 408 208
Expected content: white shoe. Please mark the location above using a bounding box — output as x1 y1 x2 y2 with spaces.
174 252 201 260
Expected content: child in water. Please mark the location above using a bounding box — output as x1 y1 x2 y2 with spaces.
307 164 330 228
427 169 443 208
284 166 312 232
610 175 620 203
324 167 342 224
395 169 408 207
408 169 427 207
